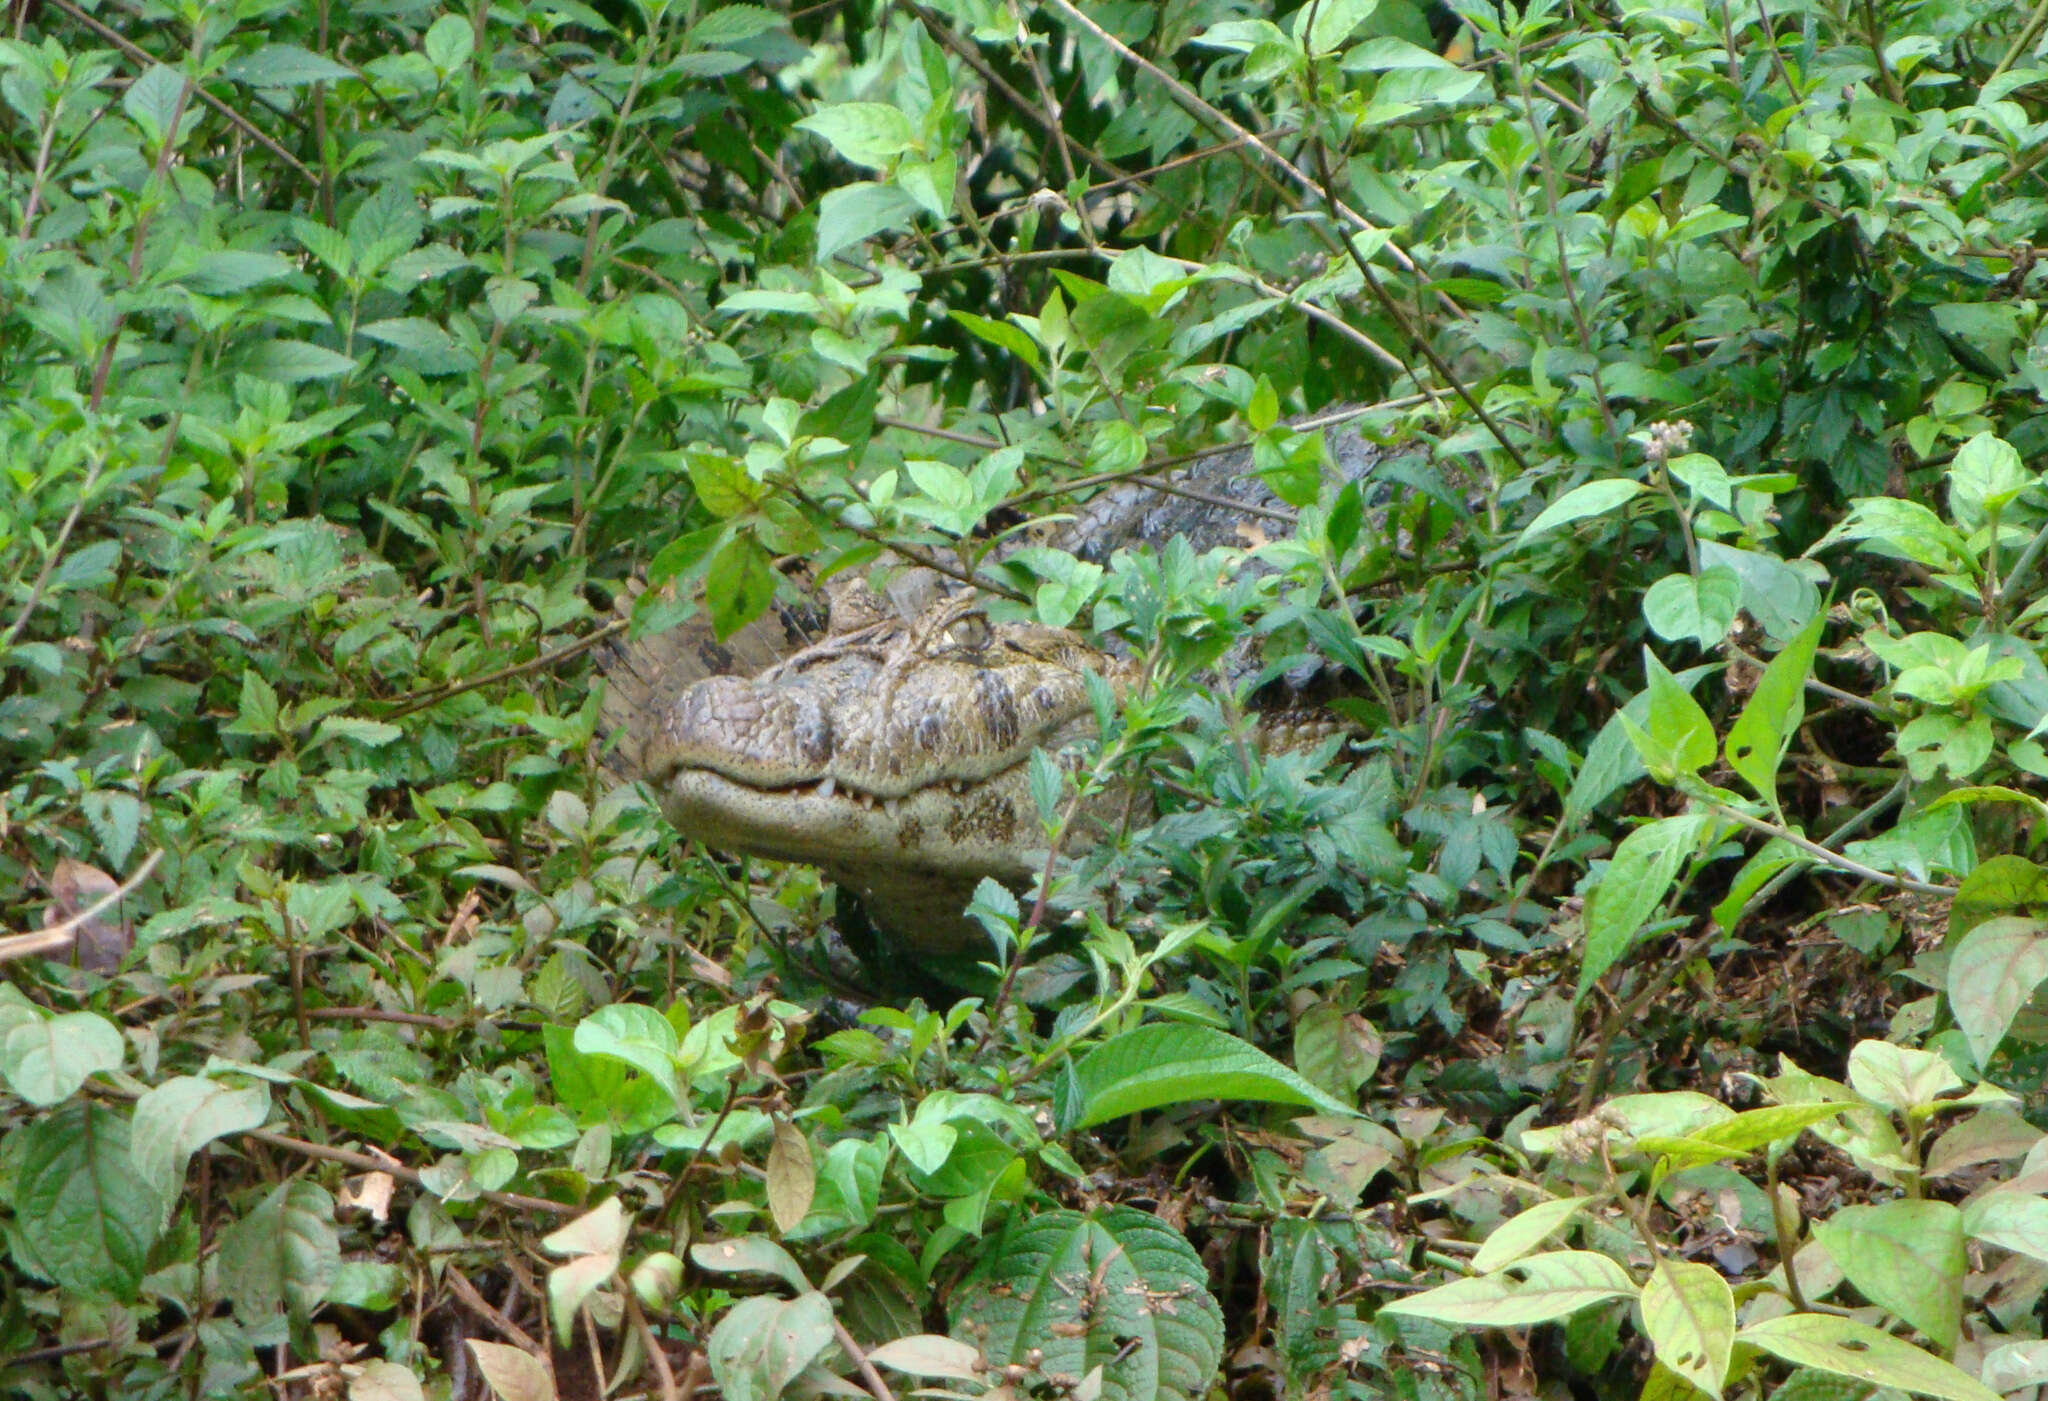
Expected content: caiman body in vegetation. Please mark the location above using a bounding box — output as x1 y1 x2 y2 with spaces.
602 413 1394 953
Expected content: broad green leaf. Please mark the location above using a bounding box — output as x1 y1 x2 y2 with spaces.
1621 650 1716 782
467 1341 551 1401
1726 610 1826 807
217 1181 341 1323
1640 1259 1733 1399
226 43 355 87
130 1075 271 1204
1846 1040 1965 1117
796 103 918 168
2 1009 124 1105
1813 1200 1964 1353
1960 1191 2048 1264
950 1208 1222 1401
689 4 783 44
1062 1023 1358 1130
1688 1101 1855 1152
14 1102 162 1301
1292 1003 1380 1102
1381 1251 1636 1327
246 338 360 382
864 1334 985 1382
1580 812 1712 996
1735 1313 1997 1401
949 310 1041 369
703 533 777 642
1471 1196 1594 1273
690 1235 811 1294
1516 479 1644 547
572 1004 680 1099
708 1292 836 1401
815 181 921 259
1944 915 2048 1065
1642 567 1740 649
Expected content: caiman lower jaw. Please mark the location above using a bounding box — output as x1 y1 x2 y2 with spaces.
659 760 1141 956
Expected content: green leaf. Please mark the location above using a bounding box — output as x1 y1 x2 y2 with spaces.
949 310 1041 369
227 43 355 87
130 1075 271 1204
1640 1259 1733 1399
2 1010 124 1105
1626 649 1717 781
689 5 783 44
1642 567 1741 648
1725 610 1826 807
1580 812 1712 996
1961 1191 2048 1264
1381 1251 1637 1328
572 1004 680 1099
1516 479 1644 548
1471 1197 1595 1273
1292 1003 1380 1102
950 1207 1223 1401
704 534 777 642
179 250 297 295
1062 1023 1358 1130
1735 1313 1997 1401
1945 915 2048 1065
796 103 917 168
246 338 360 382
217 1180 340 1322
1812 1200 1964 1354
14 1102 162 1301
816 181 921 259
708 1291 835 1401
423 14 475 73
689 1236 812 1294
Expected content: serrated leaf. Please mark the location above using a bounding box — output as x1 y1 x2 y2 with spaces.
950 1207 1223 1401
1735 1313 1998 1401
1064 1023 1358 1130
246 338 360 382
14 1102 162 1301
227 43 355 87
795 102 916 168
1381 1251 1637 1327
180 250 297 295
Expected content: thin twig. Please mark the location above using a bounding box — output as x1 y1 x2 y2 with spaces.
0 849 162 964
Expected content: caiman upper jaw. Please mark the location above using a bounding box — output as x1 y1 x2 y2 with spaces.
646 617 1119 799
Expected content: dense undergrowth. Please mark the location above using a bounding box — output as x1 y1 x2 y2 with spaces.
6 0 2048 1397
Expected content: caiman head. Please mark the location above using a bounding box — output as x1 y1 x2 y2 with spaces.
636 594 1136 954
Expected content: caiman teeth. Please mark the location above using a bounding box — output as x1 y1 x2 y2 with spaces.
883 797 900 819
815 776 836 800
